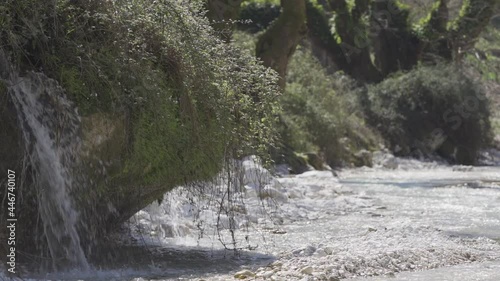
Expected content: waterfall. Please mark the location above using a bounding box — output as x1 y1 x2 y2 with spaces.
8 72 89 270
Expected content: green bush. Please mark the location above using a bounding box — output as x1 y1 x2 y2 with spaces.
0 0 281 254
1 0 280 184
280 45 380 168
364 64 492 164
231 29 380 168
466 26 500 140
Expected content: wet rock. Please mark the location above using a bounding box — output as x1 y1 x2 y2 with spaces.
314 248 327 257
259 186 288 202
292 245 317 257
300 266 314 275
381 154 398 169
452 165 473 172
305 152 326 170
354 149 373 167
234 269 255 279
242 155 274 187
323 246 334 255
287 189 304 199
274 164 290 176
285 152 312 174
244 185 258 199
257 270 274 278
372 151 399 169
160 223 190 237
272 229 287 234
271 261 283 268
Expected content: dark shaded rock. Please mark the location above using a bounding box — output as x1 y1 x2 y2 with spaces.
353 149 373 167
287 152 311 174
0 50 10 80
305 152 325 170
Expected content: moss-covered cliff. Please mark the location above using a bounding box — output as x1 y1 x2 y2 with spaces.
0 0 280 267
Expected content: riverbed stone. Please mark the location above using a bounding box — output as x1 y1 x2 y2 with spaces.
314 248 327 257
300 266 314 275
234 269 255 279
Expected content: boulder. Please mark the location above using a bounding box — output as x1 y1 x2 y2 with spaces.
234 269 256 279
353 149 373 167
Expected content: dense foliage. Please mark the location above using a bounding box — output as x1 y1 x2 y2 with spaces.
235 0 498 166
281 46 380 167
1 0 280 191
364 65 492 164
0 0 281 261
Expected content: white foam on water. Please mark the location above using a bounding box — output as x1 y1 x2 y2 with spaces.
128 155 500 281
15 154 499 280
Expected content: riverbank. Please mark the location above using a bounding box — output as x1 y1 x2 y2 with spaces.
4 153 500 280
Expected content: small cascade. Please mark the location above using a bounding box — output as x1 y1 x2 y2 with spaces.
8 72 89 270
134 188 197 240
130 157 280 246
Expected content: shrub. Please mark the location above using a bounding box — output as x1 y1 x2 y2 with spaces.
465 26 500 143
364 64 492 164
231 30 380 168
280 45 380 168
0 0 281 259
1 0 281 188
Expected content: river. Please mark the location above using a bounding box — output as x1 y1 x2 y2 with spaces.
8 153 500 281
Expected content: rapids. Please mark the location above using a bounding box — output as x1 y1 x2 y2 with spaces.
8 154 500 281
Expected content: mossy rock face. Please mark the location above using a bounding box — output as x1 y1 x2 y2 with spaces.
78 113 129 216
81 113 127 168
1 0 280 266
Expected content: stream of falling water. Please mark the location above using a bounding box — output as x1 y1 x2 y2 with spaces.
9 72 89 270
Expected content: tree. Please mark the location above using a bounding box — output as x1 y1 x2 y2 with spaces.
306 0 499 82
206 0 245 41
205 0 308 89
255 0 308 89
230 0 499 83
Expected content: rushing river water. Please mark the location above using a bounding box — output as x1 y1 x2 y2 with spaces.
5 154 500 281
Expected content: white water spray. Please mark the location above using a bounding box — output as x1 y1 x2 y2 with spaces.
9 72 89 270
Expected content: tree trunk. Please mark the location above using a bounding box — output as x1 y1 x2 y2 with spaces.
370 0 421 75
307 0 497 82
448 0 498 60
306 0 383 82
256 0 307 89
419 0 452 62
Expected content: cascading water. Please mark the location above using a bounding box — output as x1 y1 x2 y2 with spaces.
8 72 89 270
